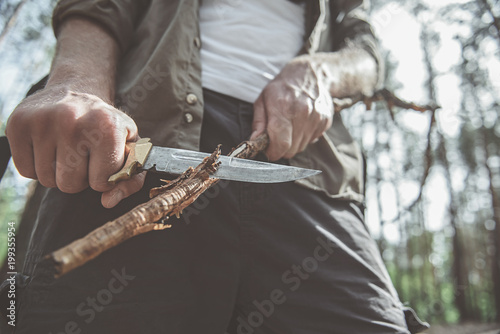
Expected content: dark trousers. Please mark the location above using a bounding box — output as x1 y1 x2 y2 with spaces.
8 89 409 333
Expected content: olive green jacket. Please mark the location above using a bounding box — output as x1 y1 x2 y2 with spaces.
52 0 383 203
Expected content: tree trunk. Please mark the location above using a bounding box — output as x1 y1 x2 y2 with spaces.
480 129 500 321
419 25 471 320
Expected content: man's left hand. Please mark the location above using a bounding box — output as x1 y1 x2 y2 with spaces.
250 56 334 161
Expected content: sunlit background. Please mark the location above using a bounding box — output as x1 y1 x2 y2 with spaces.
1 0 499 332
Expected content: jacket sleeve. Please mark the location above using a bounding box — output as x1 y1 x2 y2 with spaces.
52 0 150 53
330 0 385 89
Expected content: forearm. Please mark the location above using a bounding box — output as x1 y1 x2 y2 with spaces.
293 47 379 99
47 16 120 104
6 16 142 208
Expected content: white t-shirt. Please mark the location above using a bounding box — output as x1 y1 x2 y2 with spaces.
199 0 306 103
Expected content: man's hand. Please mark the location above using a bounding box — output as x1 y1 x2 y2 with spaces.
6 86 145 208
5 17 145 208
251 49 378 161
251 57 334 161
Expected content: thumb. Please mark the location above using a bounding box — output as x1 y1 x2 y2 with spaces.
251 95 267 140
123 115 139 143
101 171 146 208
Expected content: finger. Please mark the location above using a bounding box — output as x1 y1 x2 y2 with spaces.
251 95 267 140
302 96 333 149
8 135 36 179
33 139 57 188
55 143 89 194
283 129 305 159
283 99 313 159
266 109 293 161
297 128 315 154
310 105 332 143
88 110 138 192
310 117 329 143
101 171 146 208
293 129 313 157
299 112 326 153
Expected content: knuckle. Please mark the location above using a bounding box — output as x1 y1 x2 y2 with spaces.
96 114 125 140
54 106 80 137
136 172 147 185
36 165 56 187
268 140 291 162
31 116 54 141
311 109 322 122
299 96 313 110
92 108 115 126
129 173 146 190
11 154 36 179
38 176 57 188
17 165 36 179
55 101 80 118
7 110 36 139
56 166 89 194
280 139 292 152
90 179 113 193
117 178 144 198
57 180 87 194
266 151 279 161
6 110 24 132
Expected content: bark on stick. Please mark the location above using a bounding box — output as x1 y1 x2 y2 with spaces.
46 146 222 278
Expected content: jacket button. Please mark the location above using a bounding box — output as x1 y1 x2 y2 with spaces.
186 93 198 105
184 113 194 124
194 37 201 48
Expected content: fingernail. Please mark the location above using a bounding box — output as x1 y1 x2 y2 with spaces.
106 189 124 208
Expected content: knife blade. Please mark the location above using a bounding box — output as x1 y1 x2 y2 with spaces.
108 138 321 184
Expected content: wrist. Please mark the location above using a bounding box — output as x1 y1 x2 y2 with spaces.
46 16 119 104
297 48 378 98
46 66 115 104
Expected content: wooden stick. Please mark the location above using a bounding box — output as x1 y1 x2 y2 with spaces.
44 89 438 278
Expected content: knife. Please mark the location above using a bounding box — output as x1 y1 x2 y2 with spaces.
108 138 320 184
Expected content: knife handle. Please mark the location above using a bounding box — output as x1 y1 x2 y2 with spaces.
108 138 153 185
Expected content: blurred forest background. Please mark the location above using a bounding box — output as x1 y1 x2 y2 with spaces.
0 0 499 331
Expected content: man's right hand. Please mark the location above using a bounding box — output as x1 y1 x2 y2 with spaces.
4 17 148 208
6 85 146 208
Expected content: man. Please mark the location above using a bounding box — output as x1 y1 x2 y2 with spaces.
3 0 420 333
